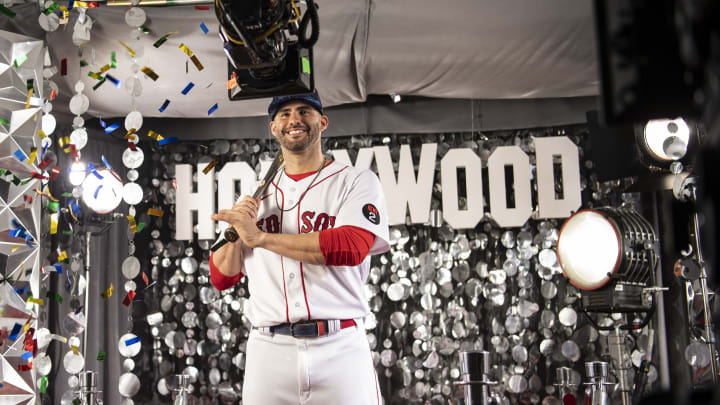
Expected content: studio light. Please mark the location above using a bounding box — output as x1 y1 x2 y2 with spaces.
215 0 319 100
390 93 401 103
80 168 124 214
641 118 690 162
556 207 659 313
69 161 87 186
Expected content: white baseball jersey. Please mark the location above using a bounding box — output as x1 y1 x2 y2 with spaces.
241 160 390 327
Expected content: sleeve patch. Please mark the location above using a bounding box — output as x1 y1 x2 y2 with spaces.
362 203 380 225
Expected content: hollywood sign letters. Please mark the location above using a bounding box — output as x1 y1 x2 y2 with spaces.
175 136 581 240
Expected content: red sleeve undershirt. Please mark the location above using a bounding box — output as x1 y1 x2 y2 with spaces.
209 253 244 291
319 225 376 266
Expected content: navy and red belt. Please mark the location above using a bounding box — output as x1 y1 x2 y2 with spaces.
263 319 357 337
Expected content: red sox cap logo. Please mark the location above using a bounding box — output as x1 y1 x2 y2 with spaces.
362 203 380 225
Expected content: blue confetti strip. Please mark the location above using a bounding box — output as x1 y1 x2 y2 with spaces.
159 99 170 112
65 275 72 292
101 155 112 170
41 143 49 160
68 0 74 9
14 286 27 295
200 22 209 34
125 336 141 346
54 263 64 274
158 137 178 146
100 118 106 128
70 201 81 216
88 163 104 179
9 323 21 341
14 150 26 161
105 74 121 88
93 185 103 199
104 122 120 134
208 103 219 116
181 82 195 95
21 352 32 361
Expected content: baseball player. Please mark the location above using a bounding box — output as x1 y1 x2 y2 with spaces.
210 91 390 405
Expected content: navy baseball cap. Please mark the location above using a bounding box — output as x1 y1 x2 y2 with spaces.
267 91 323 120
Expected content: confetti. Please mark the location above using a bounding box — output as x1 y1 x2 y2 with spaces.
71 345 78 355
118 40 136 57
18 363 32 371
200 22 209 34
142 272 149 286
159 99 170 112
99 64 111 74
110 51 117 68
127 215 137 233
0 5 16 18
202 159 217 174
24 88 33 109
43 2 59 15
178 44 204 71
181 82 195 95
158 137 178 146
92 77 106 91
227 76 238 90
40 376 48 393
122 290 136 307
136 222 146 233
147 208 164 217
13 54 27 67
124 336 140 346
27 297 44 305
14 149 26 162
61 58 67 75
29 147 37 164
9 323 22 341
140 66 158 81
0 118 9 126
97 350 106 361
105 74 121 88
101 284 113 299
195 5 209 10
104 122 120 134
152 31 178 48
21 351 32 361
46 291 63 304
208 103 219 116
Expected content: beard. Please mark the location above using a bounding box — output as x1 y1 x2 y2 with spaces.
277 122 321 152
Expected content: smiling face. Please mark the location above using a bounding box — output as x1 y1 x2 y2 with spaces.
270 100 328 153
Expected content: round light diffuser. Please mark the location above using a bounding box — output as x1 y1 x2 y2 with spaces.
642 118 690 161
81 168 124 214
557 207 657 290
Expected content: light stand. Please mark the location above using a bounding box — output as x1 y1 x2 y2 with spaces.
171 374 191 404
554 367 578 404
584 361 612 405
673 174 719 383
77 370 103 405
455 351 497 405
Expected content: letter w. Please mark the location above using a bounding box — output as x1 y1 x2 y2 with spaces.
374 144 437 225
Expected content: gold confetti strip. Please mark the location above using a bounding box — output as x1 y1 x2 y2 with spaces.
37 129 46 139
147 130 164 141
127 215 137 233
24 88 33 109
99 64 111 74
178 43 194 57
101 284 113 299
147 208 164 217
11 246 19 253
27 297 44 305
140 66 159 81
202 159 217 174
118 40 137 57
58 250 67 261
58 136 70 148
71 345 79 355
29 147 37 164
50 213 58 235
43 186 59 201
190 55 204 71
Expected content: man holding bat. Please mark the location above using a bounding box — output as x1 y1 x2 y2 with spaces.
210 91 390 404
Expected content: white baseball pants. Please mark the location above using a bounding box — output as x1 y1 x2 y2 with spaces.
242 323 382 405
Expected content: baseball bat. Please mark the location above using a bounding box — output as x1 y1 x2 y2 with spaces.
210 153 284 252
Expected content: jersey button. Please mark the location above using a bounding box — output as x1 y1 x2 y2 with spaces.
289 273 295 279
290 187 296 192
288 200 294 205
295 302 301 307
